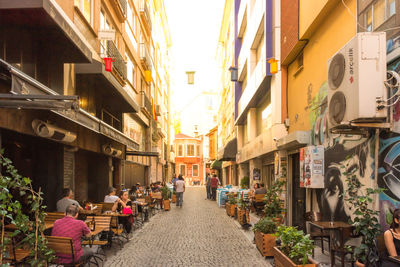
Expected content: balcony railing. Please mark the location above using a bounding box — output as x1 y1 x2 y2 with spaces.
118 0 127 16
141 91 152 114
140 43 151 70
139 0 152 33
106 40 127 80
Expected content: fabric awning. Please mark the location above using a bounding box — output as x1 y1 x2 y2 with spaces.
210 160 222 169
219 138 237 161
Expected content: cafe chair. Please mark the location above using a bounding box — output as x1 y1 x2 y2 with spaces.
2 233 31 265
253 194 266 216
45 212 65 223
304 211 331 256
110 215 127 249
47 236 97 267
330 226 360 267
82 215 111 262
101 202 114 212
131 204 143 230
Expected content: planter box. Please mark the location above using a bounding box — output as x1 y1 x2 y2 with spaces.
163 199 170 211
273 247 317 267
225 203 236 217
255 231 276 257
237 207 250 225
172 194 176 203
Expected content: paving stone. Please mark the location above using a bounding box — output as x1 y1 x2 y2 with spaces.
104 187 271 267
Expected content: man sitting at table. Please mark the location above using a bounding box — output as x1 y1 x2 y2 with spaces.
104 187 119 203
52 205 93 264
56 188 83 212
255 183 267 194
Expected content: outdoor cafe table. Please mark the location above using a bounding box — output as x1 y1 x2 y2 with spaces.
309 221 353 266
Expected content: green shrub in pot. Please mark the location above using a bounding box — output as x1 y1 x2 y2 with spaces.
253 217 277 234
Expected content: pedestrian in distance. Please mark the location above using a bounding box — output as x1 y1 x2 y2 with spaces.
205 173 212 200
175 175 185 207
210 174 220 201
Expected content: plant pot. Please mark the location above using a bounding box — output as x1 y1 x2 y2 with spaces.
237 207 250 225
163 199 170 211
355 260 365 267
225 203 231 216
226 203 236 217
255 231 276 257
273 247 317 267
172 194 176 203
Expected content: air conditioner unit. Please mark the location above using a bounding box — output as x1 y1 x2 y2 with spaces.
32 119 76 143
327 32 387 128
102 144 122 157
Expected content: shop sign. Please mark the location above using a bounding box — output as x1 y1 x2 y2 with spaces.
123 115 144 150
300 145 324 188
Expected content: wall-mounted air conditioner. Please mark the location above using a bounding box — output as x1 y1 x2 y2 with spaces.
32 119 76 143
327 32 387 128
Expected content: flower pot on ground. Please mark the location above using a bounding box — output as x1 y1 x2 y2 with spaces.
226 193 237 217
355 260 365 267
253 217 277 257
237 207 250 225
274 225 316 266
163 199 170 211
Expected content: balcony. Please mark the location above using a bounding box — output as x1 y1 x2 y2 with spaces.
139 0 152 34
140 43 152 70
140 91 152 115
106 40 127 82
114 0 127 21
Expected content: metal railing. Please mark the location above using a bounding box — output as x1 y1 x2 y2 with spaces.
140 43 151 70
106 40 127 79
141 91 152 114
118 0 127 16
139 0 152 32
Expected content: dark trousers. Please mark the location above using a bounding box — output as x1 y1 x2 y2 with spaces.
206 185 211 199
211 187 217 200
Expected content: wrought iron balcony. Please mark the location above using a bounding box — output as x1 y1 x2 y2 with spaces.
140 43 151 70
141 91 152 115
106 40 127 80
118 0 127 16
139 0 152 33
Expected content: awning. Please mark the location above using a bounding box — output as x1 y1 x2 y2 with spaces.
0 0 92 63
210 160 222 169
219 138 237 161
75 59 140 113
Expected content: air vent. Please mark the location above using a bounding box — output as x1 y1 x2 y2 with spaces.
328 53 345 90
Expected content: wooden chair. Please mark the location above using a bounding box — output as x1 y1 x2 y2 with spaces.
82 216 111 262
2 233 31 265
253 194 265 216
330 226 359 267
304 211 331 256
45 212 65 225
46 236 88 267
109 215 127 248
101 202 114 212
91 203 104 214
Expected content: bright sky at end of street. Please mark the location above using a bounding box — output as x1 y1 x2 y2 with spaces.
165 0 225 135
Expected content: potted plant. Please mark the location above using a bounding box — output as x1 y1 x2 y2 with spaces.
237 198 250 225
264 179 286 223
225 193 237 217
171 191 177 203
341 163 384 267
253 217 277 256
240 176 249 189
274 225 316 267
161 186 170 211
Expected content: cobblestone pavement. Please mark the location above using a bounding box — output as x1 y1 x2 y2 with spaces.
104 187 271 267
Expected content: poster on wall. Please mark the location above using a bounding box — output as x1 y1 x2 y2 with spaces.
253 168 260 180
300 145 324 188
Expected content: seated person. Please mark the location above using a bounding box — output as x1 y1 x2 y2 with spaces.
51 205 92 264
383 209 400 267
255 183 267 195
56 188 83 212
112 190 133 233
104 186 119 203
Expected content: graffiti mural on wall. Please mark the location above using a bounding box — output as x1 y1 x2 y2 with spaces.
308 80 400 227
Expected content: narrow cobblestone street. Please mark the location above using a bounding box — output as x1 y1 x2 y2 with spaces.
105 187 270 266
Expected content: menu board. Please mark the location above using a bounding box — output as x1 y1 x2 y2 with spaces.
300 145 324 188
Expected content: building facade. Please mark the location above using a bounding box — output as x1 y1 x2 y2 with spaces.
233 0 287 189
174 133 204 185
0 0 172 209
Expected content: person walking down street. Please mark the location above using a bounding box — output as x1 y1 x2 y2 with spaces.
210 174 220 201
171 174 178 192
205 173 212 200
175 175 185 207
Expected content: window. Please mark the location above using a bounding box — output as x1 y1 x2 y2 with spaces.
389 0 396 17
372 0 396 30
193 165 199 177
196 145 200 157
187 144 195 156
178 144 183 157
366 8 372 32
75 0 93 25
126 53 136 88
179 164 186 176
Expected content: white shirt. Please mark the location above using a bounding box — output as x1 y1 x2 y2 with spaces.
104 195 119 203
175 180 185 193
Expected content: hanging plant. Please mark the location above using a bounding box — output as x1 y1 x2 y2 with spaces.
0 150 55 266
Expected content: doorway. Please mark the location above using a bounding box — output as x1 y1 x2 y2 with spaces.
262 164 274 188
291 153 306 231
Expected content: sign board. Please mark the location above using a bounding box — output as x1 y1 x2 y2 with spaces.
98 29 116 41
253 168 260 180
300 145 324 188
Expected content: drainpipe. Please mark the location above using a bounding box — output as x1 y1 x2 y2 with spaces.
374 128 379 211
